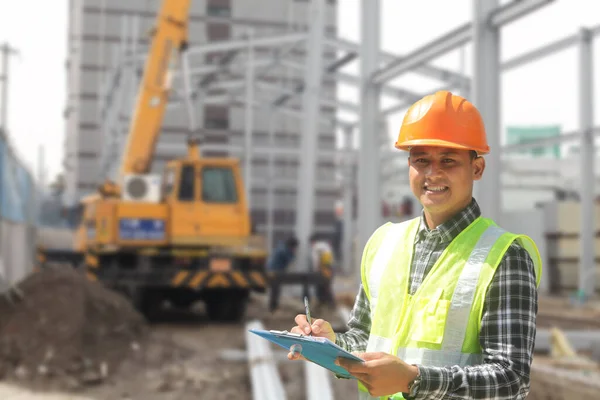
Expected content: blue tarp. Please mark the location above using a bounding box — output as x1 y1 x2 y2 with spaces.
0 137 35 223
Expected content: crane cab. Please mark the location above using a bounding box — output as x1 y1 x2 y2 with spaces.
86 142 252 249
161 155 251 245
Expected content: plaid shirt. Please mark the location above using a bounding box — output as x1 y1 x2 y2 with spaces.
336 198 538 399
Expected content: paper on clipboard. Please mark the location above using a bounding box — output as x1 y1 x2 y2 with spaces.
248 329 364 379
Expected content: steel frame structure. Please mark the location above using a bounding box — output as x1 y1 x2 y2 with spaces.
95 0 598 295
364 0 598 296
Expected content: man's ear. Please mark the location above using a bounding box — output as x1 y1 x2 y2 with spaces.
472 156 485 181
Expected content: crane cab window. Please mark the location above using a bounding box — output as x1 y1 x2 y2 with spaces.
201 167 237 203
178 165 196 201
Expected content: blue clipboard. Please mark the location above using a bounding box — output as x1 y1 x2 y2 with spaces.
249 329 364 379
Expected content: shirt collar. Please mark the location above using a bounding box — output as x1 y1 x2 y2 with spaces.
417 198 481 243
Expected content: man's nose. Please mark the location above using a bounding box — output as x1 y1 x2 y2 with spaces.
425 162 442 177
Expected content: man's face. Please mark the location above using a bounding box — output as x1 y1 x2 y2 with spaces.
408 146 485 218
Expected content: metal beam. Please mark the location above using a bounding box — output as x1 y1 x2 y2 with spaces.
182 39 303 107
196 49 241 89
266 110 276 250
503 23 600 71
325 36 471 89
333 71 421 100
180 52 198 137
254 177 343 191
244 32 255 207
325 52 357 73
256 81 296 97
503 34 578 71
271 51 356 108
305 362 334 400
489 0 554 27
245 320 287 400
169 90 353 128
157 142 346 160
342 126 355 276
371 0 554 85
173 58 275 78
372 23 471 85
358 0 382 257
185 32 307 56
280 59 421 102
295 0 327 274
579 28 595 299
257 80 359 113
473 0 502 222
230 93 340 129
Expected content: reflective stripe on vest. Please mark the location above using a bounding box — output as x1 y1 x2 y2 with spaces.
441 225 505 353
367 222 411 314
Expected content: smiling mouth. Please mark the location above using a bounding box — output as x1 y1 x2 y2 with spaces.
424 185 448 193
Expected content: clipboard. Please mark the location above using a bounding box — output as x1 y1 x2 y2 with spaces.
249 329 364 379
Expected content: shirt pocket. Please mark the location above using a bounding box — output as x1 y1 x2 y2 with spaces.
410 288 450 345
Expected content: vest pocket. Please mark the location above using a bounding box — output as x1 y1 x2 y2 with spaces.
410 296 450 345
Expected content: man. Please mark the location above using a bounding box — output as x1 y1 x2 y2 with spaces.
309 233 336 308
287 91 542 399
266 236 298 313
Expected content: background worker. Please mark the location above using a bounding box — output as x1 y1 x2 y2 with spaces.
287 90 542 399
309 233 336 309
266 236 298 313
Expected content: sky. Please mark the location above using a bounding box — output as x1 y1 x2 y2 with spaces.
0 0 599 187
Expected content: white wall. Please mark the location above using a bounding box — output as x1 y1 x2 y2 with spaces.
0 221 35 291
502 209 548 294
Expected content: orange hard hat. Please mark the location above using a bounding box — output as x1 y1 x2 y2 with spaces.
395 90 490 155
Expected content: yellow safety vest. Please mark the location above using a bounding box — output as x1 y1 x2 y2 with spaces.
357 216 542 400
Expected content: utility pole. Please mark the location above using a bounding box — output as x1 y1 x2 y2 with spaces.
0 42 20 136
0 42 19 286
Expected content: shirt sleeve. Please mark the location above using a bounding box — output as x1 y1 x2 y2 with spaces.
413 242 539 400
335 284 371 353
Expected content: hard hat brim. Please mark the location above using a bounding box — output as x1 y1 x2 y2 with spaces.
395 138 490 155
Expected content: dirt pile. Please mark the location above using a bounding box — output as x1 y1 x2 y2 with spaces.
0 267 147 389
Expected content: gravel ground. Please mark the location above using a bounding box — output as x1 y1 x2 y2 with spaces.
0 291 358 400
2 289 588 399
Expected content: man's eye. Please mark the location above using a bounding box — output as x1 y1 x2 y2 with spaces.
442 158 455 163
415 158 428 164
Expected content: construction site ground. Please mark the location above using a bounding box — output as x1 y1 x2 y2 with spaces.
1 269 599 399
0 268 358 399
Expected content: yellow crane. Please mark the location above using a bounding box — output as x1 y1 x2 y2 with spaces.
38 0 268 321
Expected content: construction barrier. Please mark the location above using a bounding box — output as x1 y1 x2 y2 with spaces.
0 135 38 292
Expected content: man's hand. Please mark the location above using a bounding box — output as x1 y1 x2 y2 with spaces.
336 352 419 397
287 314 336 360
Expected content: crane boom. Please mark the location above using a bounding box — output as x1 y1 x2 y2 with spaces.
119 0 192 178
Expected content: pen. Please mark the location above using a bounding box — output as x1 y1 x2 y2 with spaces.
304 296 312 336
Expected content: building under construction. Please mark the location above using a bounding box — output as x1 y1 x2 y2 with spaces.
63 0 340 247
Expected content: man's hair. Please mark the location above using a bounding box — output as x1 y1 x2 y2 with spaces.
286 236 299 248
